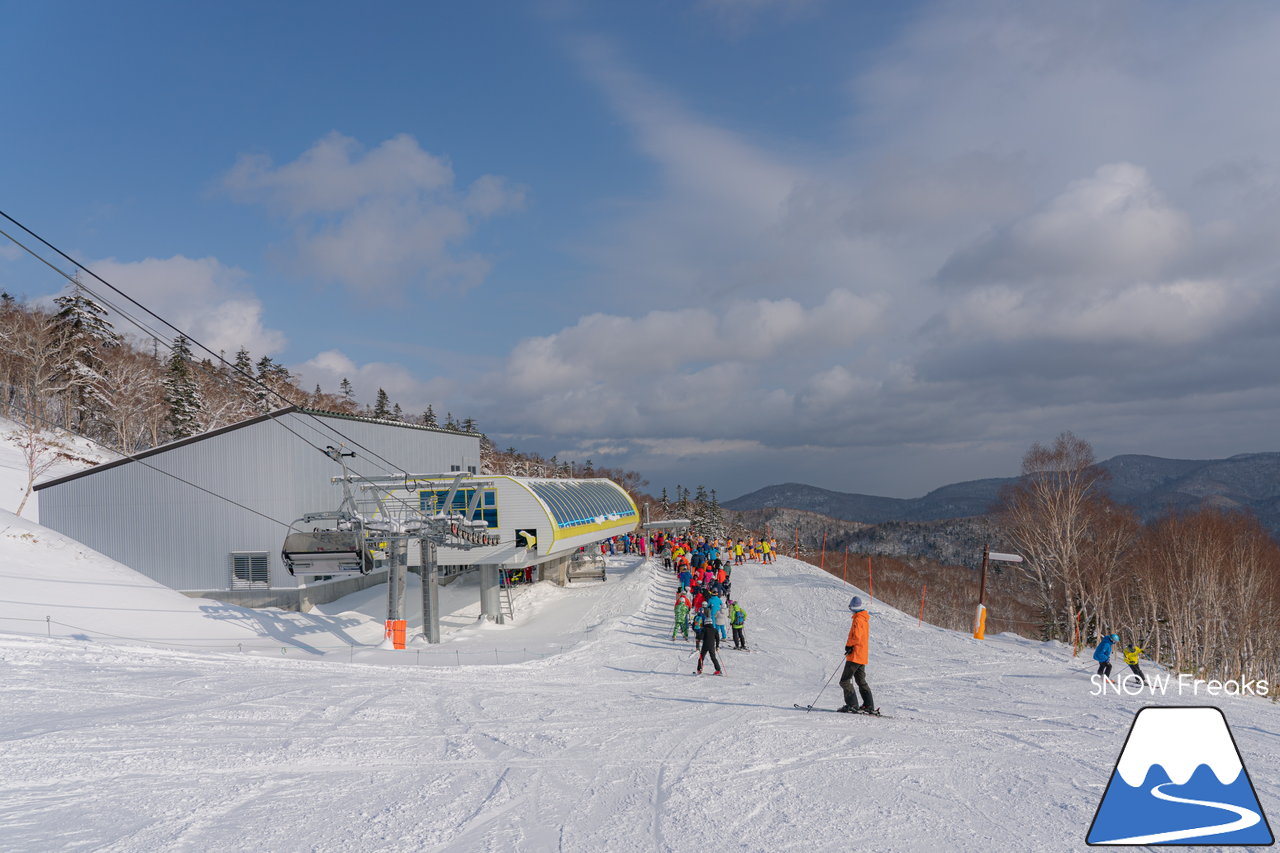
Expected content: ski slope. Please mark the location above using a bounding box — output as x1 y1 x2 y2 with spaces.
2 529 1277 852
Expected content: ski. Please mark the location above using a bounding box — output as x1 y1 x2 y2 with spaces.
793 704 888 717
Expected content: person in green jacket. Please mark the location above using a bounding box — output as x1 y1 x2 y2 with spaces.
672 590 692 640
729 600 747 649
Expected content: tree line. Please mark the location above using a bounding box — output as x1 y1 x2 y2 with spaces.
999 431 1280 692
0 288 649 510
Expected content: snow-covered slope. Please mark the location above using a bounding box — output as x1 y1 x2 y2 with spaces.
0 415 117 520
2 549 1277 852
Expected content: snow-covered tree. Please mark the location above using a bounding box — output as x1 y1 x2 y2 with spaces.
421 405 438 427
53 281 119 433
373 388 391 419
164 335 203 439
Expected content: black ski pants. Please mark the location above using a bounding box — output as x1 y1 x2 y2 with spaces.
840 661 873 710
731 627 745 648
1097 661 1113 678
698 645 721 673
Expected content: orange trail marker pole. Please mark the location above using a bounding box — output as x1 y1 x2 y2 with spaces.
842 549 849 583
867 556 874 603
820 531 827 570
919 584 927 626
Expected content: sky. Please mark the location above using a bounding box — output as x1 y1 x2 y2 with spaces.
4 0 1280 501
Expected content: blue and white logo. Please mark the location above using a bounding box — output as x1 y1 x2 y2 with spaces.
1088 706 1274 846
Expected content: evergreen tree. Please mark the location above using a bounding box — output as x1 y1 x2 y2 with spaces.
54 281 120 432
339 377 354 404
164 334 203 439
373 388 391 419
421 404 438 427
460 416 477 433
659 487 670 516
392 402 403 421
444 412 458 431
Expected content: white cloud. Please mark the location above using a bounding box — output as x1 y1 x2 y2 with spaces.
77 256 287 359
293 349 453 411
937 163 1191 288
223 132 525 294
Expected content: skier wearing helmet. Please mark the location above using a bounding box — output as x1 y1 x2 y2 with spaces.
1094 633 1120 681
695 604 723 675
839 596 877 714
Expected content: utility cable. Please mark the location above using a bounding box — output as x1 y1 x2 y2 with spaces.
0 213 460 526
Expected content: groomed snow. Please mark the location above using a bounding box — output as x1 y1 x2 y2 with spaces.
2 533 1278 851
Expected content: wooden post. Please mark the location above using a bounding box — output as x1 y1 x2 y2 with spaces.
978 543 990 609
973 543 990 640
794 525 800 559
919 584 926 626
842 549 849 583
866 556 874 602
820 531 827 570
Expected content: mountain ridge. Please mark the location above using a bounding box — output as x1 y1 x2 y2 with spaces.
724 452 1280 534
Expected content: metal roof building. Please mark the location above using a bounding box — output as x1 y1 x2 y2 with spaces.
34 407 482 609
391 475 640 574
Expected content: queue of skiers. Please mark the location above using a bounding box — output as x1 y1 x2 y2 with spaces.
659 534 760 674
648 530 877 711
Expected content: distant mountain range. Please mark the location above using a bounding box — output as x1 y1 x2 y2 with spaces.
724 453 1280 534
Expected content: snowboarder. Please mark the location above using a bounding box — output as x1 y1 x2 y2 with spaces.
729 600 747 649
1122 642 1147 685
695 604 722 675
1094 633 1119 681
840 596 876 714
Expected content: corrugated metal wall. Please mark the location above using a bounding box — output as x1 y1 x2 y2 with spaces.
37 412 479 591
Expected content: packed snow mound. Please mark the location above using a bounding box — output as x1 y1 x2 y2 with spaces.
0 508 301 646
0 414 117 520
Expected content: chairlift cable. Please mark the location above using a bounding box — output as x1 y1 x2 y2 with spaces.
9 403 291 528
0 210 451 495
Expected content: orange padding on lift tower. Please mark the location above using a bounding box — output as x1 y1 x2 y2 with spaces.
385 619 407 649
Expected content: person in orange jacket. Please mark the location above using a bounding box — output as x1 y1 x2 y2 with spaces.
839 596 876 714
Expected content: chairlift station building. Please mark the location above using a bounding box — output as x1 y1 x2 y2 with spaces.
34 407 640 610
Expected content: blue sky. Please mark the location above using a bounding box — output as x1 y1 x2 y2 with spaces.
5 0 1280 500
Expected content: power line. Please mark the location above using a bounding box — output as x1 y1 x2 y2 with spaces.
0 212 458 525
0 209 456 487
8 402 291 529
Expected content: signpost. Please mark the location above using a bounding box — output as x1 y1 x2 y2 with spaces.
974 544 1023 640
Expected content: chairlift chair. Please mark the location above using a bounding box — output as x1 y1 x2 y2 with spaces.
281 514 375 577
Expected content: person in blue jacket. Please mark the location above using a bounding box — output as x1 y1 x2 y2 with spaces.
678 567 692 591
1094 633 1119 680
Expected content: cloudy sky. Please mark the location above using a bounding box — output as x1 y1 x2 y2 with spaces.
4 0 1280 500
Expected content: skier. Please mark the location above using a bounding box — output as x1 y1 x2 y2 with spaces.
839 596 876 714
713 595 730 643
1094 633 1119 681
1122 642 1147 685
695 604 722 675
678 566 693 591
672 590 692 641
729 600 747 649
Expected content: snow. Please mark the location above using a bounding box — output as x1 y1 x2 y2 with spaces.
0 414 117 521
1 421 1277 851
2 532 1279 851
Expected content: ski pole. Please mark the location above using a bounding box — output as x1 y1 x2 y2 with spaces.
801 659 845 712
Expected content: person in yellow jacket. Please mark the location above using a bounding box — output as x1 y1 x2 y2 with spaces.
760 538 773 564
1123 644 1149 686
839 596 877 714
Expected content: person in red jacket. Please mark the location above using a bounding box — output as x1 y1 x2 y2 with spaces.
839 596 876 714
